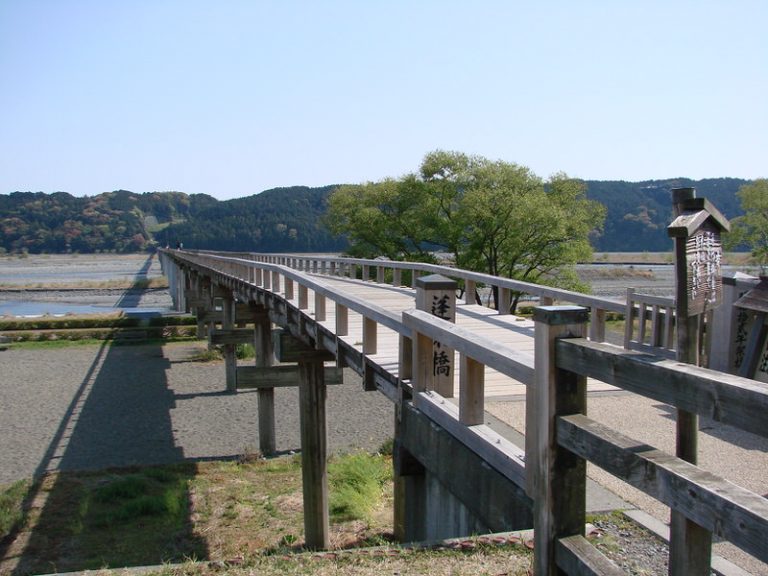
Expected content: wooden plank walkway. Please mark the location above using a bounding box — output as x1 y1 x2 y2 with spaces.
289 274 616 398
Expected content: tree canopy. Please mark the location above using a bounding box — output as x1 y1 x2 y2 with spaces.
325 151 607 309
725 179 768 266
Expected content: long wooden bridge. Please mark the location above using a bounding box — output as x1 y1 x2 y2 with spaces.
159 249 768 576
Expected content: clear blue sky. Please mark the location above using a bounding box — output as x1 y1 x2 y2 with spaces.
1 1 765 200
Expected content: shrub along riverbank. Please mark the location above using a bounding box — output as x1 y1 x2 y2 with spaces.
0 314 197 343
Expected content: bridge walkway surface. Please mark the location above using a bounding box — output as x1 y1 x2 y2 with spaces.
303 274 617 398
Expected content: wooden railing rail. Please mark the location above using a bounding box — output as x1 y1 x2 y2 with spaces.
623 287 676 357
548 318 768 574
191 249 627 345
172 252 409 357
401 304 768 575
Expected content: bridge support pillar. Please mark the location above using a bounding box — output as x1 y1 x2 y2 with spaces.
253 305 276 455
216 287 237 392
299 357 330 549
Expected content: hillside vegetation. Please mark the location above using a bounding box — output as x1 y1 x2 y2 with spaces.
0 178 750 255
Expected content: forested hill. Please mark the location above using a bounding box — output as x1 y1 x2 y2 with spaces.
0 178 752 254
587 177 749 251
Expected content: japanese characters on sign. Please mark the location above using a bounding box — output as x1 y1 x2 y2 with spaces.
686 225 723 316
431 294 454 377
415 275 457 394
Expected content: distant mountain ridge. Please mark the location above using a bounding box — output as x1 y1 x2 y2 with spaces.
0 178 752 254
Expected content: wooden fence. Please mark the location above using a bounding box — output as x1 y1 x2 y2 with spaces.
160 249 768 575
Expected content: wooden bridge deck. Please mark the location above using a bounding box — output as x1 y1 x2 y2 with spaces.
301 274 616 398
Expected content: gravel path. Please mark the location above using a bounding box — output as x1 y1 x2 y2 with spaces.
0 342 393 485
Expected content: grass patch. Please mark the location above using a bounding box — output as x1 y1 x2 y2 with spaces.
0 278 169 290
0 452 537 575
329 452 391 522
0 479 30 540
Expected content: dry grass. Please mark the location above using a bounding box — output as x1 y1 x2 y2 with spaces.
0 454 536 576
0 277 169 290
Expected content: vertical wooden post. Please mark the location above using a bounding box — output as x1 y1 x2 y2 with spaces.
315 292 326 322
254 307 276 455
588 307 606 342
393 268 402 287
498 287 511 315
459 355 484 425
669 187 712 575
363 317 377 354
465 279 477 306
335 303 348 336
298 284 308 309
221 291 237 392
531 306 589 576
299 358 329 549
414 275 457 398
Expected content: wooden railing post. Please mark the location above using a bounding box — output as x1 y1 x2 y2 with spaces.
464 279 476 306
285 276 294 301
315 292 326 322
335 303 348 336
298 284 308 310
530 306 589 576
588 307 606 342
393 268 402 287
459 355 484 425
414 274 457 398
498 287 511 315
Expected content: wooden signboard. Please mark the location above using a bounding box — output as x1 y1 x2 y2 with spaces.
685 222 723 316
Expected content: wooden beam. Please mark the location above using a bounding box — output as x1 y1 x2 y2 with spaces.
556 535 624 576
236 365 343 389
273 330 334 363
402 310 534 386
399 400 532 533
558 413 768 564
556 338 768 438
209 328 254 346
415 391 526 489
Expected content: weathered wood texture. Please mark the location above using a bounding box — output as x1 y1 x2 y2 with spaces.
299 359 329 550
556 338 768 438
532 306 588 576
236 365 343 388
556 535 624 576
558 414 768 564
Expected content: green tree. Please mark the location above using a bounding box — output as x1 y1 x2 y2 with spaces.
726 179 768 266
326 150 606 311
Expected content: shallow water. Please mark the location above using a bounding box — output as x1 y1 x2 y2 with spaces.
0 254 171 317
